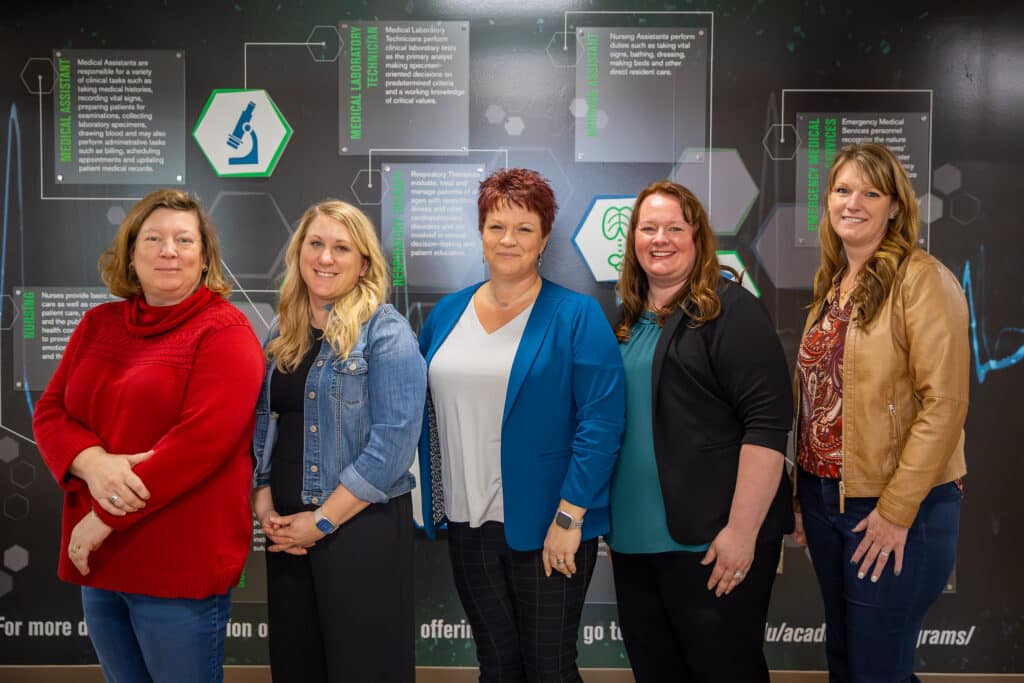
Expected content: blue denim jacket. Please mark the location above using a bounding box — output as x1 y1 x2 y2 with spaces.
252 304 427 505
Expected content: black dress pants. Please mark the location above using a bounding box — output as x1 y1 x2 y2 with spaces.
611 538 782 683
265 493 414 683
447 521 598 683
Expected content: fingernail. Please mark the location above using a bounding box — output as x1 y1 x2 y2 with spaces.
894 570 901 577
857 571 865 579
871 575 879 583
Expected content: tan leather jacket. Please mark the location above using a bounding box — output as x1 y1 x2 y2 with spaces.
795 249 969 527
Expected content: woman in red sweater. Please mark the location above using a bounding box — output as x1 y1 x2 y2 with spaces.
33 189 265 682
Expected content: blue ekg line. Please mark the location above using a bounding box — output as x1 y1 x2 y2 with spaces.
962 249 1024 384
3 103 34 414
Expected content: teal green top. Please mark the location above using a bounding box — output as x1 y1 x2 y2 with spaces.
606 312 710 554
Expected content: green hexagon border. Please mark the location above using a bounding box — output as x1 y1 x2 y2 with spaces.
192 88 293 178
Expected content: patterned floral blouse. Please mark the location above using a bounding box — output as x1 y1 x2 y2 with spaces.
797 287 854 479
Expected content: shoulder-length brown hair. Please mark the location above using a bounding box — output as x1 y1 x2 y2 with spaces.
615 180 724 342
265 200 389 372
812 143 919 325
98 189 230 298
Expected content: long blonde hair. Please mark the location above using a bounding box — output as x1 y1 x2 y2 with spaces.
615 180 725 341
266 200 389 372
812 143 920 325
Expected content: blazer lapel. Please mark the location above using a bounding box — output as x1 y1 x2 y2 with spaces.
503 280 559 426
651 308 686 416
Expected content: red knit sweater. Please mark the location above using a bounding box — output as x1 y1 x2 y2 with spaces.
33 286 265 599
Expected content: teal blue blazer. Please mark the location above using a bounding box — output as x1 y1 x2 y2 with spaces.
418 279 625 550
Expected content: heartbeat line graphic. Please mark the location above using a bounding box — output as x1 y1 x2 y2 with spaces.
962 248 1024 383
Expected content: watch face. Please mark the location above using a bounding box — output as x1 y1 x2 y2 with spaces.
555 510 572 529
315 517 335 534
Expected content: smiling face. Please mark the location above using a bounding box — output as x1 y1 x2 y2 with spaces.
828 162 899 255
481 201 549 282
299 213 369 312
131 207 205 306
633 192 697 294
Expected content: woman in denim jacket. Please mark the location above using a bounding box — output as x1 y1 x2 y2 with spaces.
251 199 426 683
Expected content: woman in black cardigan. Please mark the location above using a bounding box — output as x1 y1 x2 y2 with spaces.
607 180 793 683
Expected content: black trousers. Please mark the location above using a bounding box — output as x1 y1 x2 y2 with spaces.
265 493 414 683
610 538 782 683
447 521 598 683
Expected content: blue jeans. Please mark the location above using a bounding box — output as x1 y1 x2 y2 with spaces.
81 586 231 683
797 469 960 683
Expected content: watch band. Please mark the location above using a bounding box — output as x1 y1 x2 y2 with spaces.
313 507 338 535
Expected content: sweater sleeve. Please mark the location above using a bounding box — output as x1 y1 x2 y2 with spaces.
95 323 266 531
32 312 103 491
709 288 793 454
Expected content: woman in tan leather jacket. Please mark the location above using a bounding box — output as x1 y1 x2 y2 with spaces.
792 143 969 682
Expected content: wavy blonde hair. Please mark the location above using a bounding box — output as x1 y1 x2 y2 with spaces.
266 200 389 372
812 143 920 325
98 189 230 298
615 180 726 341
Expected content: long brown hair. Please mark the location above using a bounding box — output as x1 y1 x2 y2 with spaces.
811 143 920 325
265 200 389 372
615 180 724 342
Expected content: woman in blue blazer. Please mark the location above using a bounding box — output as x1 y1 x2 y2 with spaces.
418 168 625 682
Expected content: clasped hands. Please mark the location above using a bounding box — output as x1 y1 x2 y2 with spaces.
260 511 325 555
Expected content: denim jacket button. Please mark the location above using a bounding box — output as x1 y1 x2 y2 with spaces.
309 425 317 433
348 361 357 371
308 391 316 399
311 497 320 504
310 465 318 473
316 360 324 367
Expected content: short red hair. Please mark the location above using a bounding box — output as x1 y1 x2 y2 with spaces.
477 168 558 237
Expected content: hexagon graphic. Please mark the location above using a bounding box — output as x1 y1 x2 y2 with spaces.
950 192 980 225
0 437 17 464
545 31 580 69
752 204 820 290
504 116 526 136
3 545 28 572
933 164 962 196
762 124 801 161
350 169 390 206
106 205 127 226
306 25 343 63
210 192 292 279
673 149 759 235
193 89 292 178
21 57 56 95
572 196 635 282
0 571 10 598
0 295 18 332
10 461 35 489
569 98 588 119
717 251 760 298
4 494 29 521
485 105 506 125
919 193 943 225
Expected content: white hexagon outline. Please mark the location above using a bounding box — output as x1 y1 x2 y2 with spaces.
3 493 29 521
10 460 36 489
306 25 343 63
21 57 57 95
761 124 802 161
0 294 19 332
545 31 582 69
350 169 390 207
209 191 293 280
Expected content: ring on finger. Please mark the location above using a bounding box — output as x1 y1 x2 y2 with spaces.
879 550 890 558
733 570 745 579
109 494 120 504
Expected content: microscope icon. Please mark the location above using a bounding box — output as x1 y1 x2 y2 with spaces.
226 101 259 165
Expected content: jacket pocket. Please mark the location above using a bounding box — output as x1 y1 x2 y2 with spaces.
332 356 369 405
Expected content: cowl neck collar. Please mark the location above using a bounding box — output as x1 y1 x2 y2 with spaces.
124 286 217 337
